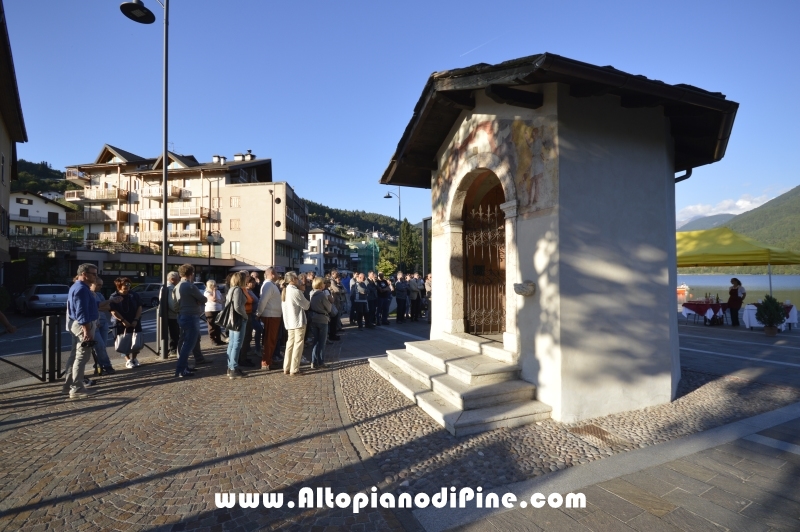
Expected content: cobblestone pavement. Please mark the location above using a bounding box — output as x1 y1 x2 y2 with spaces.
0 321 413 532
1 314 799 531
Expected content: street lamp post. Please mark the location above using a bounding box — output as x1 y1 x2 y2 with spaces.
384 187 401 271
120 0 169 359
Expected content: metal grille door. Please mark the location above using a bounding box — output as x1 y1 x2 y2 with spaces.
464 205 505 335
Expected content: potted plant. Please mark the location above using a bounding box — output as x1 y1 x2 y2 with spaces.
755 294 786 337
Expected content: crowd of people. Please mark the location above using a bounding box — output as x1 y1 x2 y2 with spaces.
60 262 432 398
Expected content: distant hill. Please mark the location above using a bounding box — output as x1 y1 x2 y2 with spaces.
304 199 401 235
678 213 736 232
11 159 81 195
680 185 800 274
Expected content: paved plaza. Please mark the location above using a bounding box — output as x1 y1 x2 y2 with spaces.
0 317 799 531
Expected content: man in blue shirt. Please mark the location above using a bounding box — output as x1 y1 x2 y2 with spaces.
65 263 101 399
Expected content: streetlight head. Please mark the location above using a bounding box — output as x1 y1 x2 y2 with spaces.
120 0 156 24
384 193 392 199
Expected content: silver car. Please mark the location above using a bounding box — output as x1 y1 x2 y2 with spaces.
130 283 163 307
16 284 70 315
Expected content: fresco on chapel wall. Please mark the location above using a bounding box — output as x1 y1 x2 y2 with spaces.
432 116 558 225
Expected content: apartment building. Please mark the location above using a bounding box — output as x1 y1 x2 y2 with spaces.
0 0 28 276
9 191 73 236
300 228 351 274
64 144 308 277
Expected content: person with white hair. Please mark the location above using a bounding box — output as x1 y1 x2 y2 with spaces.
281 271 310 375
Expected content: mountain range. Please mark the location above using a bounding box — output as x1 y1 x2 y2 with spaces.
678 184 800 274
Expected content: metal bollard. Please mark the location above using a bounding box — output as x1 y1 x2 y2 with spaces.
43 314 62 383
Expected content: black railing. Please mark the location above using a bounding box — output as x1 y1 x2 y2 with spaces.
0 315 63 382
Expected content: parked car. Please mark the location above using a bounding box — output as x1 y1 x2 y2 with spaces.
130 283 163 307
15 285 70 315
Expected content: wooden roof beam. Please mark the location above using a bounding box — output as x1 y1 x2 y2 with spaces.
485 85 543 109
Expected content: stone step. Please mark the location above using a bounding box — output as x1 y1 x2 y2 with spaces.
405 340 467 371
431 374 537 410
452 400 552 437
441 331 516 364
369 357 462 428
370 357 551 436
386 350 444 387
389 348 518 386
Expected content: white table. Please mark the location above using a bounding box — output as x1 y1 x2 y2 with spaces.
742 304 797 331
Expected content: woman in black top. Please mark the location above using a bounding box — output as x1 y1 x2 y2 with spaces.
110 276 143 368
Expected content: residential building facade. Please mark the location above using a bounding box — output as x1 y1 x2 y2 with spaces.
300 228 350 274
0 0 28 279
9 191 72 237
63 145 308 278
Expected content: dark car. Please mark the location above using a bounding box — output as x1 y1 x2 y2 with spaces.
15 285 70 315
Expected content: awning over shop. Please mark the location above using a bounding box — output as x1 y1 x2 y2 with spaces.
676 227 800 267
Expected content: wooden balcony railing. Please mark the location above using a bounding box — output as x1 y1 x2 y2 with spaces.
66 169 89 182
139 186 187 200
65 187 128 202
139 229 203 242
138 207 220 221
86 232 128 243
67 210 129 224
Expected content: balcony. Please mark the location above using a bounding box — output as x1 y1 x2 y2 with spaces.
65 186 129 202
86 232 129 243
139 229 203 243
10 214 67 226
138 207 220 221
139 186 189 201
67 210 129 224
66 168 89 184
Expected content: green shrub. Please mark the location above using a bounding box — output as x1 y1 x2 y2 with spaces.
755 294 786 328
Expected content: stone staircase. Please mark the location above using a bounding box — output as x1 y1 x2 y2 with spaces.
369 332 551 436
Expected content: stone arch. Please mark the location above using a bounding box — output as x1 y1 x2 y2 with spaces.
437 152 520 352
445 153 517 224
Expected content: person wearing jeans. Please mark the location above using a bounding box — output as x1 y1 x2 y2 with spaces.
90 279 115 375
225 271 249 379
309 278 332 368
171 264 207 378
64 264 101 399
281 271 310 375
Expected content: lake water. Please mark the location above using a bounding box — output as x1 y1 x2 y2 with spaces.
676 274 800 309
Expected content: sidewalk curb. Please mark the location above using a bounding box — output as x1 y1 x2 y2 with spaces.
413 400 800 532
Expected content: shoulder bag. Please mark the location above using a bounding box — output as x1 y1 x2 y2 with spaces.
215 287 244 332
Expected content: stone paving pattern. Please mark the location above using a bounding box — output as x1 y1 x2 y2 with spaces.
451 419 800 531
339 356 800 497
1 317 799 531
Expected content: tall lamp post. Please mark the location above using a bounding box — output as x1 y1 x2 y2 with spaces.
120 0 170 359
384 187 401 271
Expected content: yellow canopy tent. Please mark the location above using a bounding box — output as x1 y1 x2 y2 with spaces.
676 227 800 295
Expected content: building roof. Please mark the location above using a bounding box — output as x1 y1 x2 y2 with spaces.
12 190 77 211
94 144 149 164
381 53 739 188
0 0 27 143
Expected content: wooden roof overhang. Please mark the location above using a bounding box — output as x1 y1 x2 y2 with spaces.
380 53 739 189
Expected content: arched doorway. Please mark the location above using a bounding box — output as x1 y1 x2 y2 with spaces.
462 172 505 336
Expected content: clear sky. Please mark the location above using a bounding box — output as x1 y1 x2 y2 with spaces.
5 0 798 226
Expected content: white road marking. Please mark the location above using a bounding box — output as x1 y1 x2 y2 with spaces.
679 333 800 351
680 347 800 368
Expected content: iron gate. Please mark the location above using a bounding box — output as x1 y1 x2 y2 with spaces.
464 205 505 335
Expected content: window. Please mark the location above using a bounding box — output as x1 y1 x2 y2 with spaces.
230 219 240 230
230 196 240 208
211 197 221 208
19 208 29 217
48 212 59 225
16 198 33 205
230 241 240 254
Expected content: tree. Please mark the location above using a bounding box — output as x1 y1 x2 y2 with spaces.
378 245 397 276
399 218 421 273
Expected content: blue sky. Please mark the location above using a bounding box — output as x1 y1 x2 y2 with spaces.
5 0 798 226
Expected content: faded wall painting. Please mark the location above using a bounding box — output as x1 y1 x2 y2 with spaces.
433 116 558 225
